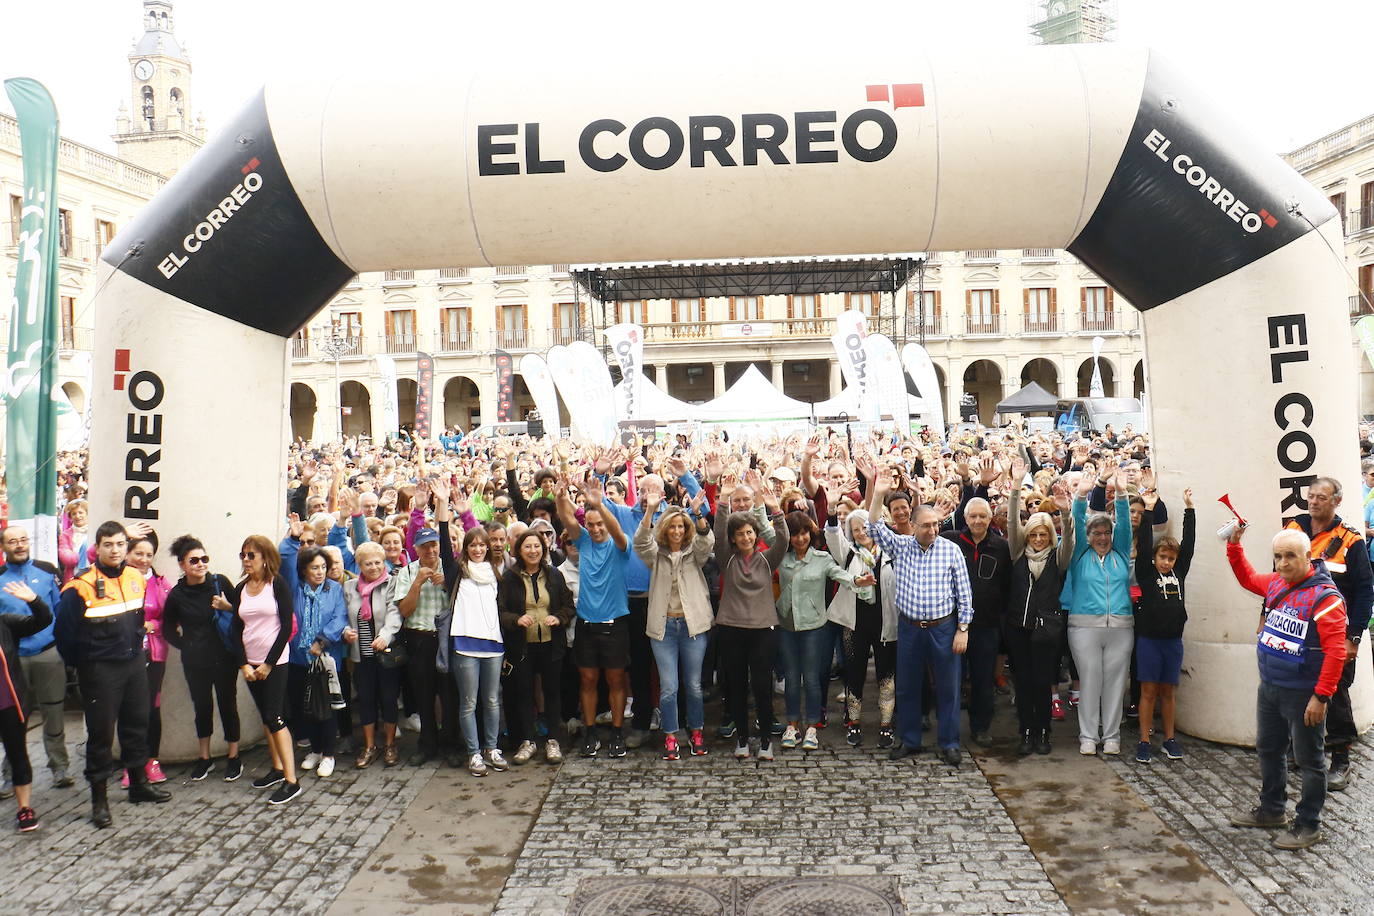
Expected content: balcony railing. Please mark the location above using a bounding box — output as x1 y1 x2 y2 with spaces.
494 328 529 348
1021 248 1058 261
1350 203 1374 234
437 329 477 352
964 249 999 261
550 263 570 274
438 267 469 280
904 313 945 337
1023 312 1061 334
964 313 1003 335
494 265 526 279
1353 294 1373 316
382 270 415 284
549 326 580 346
1079 311 1117 333
59 327 94 351
641 318 829 342
291 337 310 359
60 237 93 264
381 333 417 354
781 317 827 336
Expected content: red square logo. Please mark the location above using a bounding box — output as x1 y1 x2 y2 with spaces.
892 83 925 109
866 84 889 103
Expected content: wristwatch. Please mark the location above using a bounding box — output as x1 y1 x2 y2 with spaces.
1314 693 1331 704
957 622 970 633
1349 633 1363 645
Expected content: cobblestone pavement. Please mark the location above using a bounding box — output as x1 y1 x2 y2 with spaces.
1106 730 1374 916
494 729 1068 916
0 714 433 916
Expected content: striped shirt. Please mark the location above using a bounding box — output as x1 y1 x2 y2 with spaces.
868 521 973 625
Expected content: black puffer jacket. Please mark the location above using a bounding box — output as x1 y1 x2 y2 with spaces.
0 596 52 713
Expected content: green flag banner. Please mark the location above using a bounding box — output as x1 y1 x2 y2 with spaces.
4 78 61 562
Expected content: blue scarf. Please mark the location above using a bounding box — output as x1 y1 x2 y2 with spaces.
297 580 328 652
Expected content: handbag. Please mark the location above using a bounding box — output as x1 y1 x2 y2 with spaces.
377 632 409 668
1031 608 1065 649
302 657 334 721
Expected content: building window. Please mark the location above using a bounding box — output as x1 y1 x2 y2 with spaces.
384 309 416 353
292 327 309 359
1361 181 1374 232
8 195 20 245
670 298 706 339
729 296 763 321
59 295 75 349
94 218 116 255
551 302 578 345
1330 192 1347 234
966 289 999 334
332 311 362 353
1081 286 1114 331
442 307 472 349
609 300 646 325
1358 265 1374 315
498 304 527 348
789 294 819 319
58 208 73 257
906 289 942 335
1024 287 1057 332
846 292 879 316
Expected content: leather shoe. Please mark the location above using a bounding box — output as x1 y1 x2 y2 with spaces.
940 746 961 767
1017 731 1035 757
128 776 172 804
888 745 919 761
90 781 112 828
1328 760 1352 792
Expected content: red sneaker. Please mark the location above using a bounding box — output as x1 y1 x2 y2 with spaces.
662 734 680 761
16 806 38 833
689 729 708 756
120 769 130 789
146 759 167 784
1051 697 1066 721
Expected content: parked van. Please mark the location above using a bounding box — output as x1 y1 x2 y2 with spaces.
1054 398 1146 436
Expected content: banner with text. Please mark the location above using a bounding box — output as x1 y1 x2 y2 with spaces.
415 351 435 439
604 323 644 420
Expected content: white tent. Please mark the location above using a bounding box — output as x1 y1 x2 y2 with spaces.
613 373 697 422
692 365 815 422
813 386 931 422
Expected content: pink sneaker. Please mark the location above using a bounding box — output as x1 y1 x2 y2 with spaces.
1051 697 1066 722
120 769 130 789
146 759 167 784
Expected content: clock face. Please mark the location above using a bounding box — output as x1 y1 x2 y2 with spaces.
134 59 154 81
1049 1 1067 15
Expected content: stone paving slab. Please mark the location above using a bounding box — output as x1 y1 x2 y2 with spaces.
0 713 433 915
568 875 905 915
493 732 1068 916
1106 732 1374 916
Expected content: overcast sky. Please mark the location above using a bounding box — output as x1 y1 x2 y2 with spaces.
3 0 1370 156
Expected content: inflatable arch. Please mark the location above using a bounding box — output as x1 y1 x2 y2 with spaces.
91 45 1361 751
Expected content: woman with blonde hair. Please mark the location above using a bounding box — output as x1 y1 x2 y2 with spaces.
342 541 403 768
633 494 714 759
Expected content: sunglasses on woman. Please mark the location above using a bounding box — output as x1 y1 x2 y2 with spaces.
187 556 210 565
239 551 258 560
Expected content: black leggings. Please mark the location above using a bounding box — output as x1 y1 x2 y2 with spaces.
183 657 241 743
146 661 166 758
247 665 289 733
0 707 31 787
843 610 896 726
1005 624 1059 733
717 625 777 744
505 639 565 744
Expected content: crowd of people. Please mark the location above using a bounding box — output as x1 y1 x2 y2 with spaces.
0 421 1369 852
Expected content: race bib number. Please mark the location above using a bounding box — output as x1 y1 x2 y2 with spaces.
1260 607 1309 658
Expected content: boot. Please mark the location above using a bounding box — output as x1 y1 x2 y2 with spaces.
1017 730 1035 757
1328 751 1352 792
90 780 112 828
1035 729 1053 755
128 767 172 804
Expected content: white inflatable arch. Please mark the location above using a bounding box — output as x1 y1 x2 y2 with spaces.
92 45 1360 749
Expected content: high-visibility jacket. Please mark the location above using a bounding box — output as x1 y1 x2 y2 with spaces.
1286 514 1374 634
53 565 145 664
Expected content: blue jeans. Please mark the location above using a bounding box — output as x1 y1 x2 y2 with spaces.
895 615 960 750
452 655 503 754
649 617 709 734
1256 681 1327 829
778 626 831 725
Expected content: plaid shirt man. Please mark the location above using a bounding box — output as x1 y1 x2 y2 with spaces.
388 559 447 632
868 521 973 625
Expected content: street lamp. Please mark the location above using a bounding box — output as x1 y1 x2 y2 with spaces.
313 322 358 442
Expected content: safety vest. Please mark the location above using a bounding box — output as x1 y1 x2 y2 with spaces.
62 566 145 620
1286 518 1363 575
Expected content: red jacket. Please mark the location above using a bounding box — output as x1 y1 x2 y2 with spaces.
1228 543 1347 696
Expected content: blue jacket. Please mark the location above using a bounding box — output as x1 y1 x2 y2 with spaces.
1061 496 1133 617
0 559 61 655
279 537 347 665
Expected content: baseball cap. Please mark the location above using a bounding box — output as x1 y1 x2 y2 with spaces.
413 528 440 547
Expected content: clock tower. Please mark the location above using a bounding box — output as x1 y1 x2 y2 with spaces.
112 0 205 177
1028 0 1117 45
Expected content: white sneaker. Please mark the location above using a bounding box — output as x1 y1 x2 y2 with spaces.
301 752 321 771
512 740 537 765
1079 739 1097 756
1102 739 1121 756
402 713 422 733
780 725 800 749
485 748 509 772
316 756 336 777
650 708 662 731
468 753 487 777
595 710 613 725
801 727 820 751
